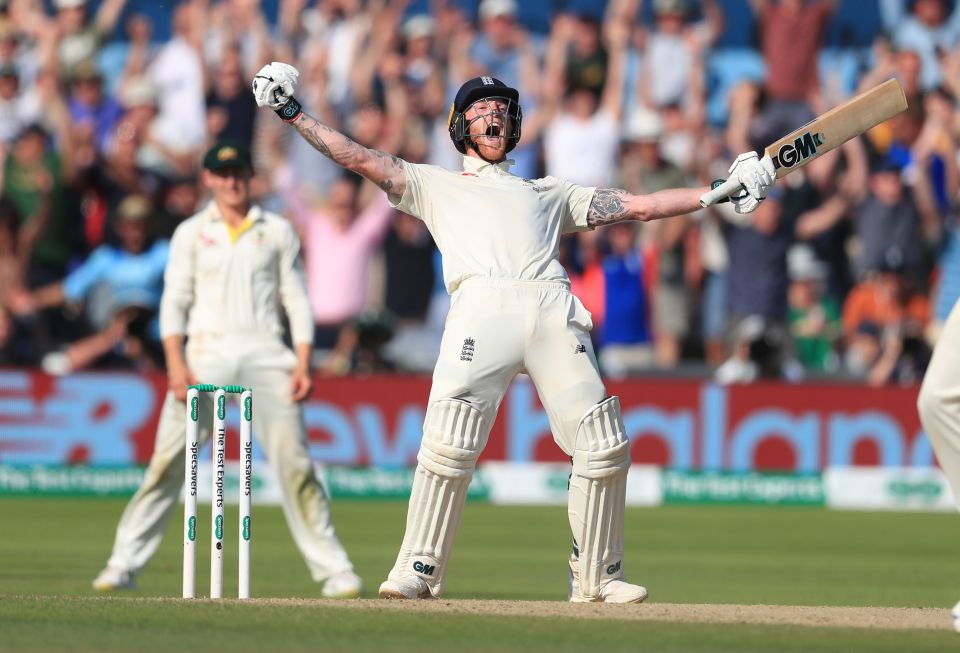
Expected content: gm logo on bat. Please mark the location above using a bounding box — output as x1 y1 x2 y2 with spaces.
773 132 824 170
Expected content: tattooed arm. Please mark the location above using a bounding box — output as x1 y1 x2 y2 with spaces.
586 187 710 227
252 62 407 200
288 111 407 202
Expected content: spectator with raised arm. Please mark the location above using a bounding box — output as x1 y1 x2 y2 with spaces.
52 0 128 72
639 0 723 110
280 169 395 372
205 46 258 149
881 0 960 90
617 108 692 368
144 2 206 177
543 11 628 188
9 194 169 375
464 0 543 177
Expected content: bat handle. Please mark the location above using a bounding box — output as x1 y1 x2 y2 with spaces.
699 177 745 207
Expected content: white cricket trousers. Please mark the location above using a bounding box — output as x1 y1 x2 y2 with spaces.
918 299 960 504
104 334 354 582
386 278 617 596
430 278 607 448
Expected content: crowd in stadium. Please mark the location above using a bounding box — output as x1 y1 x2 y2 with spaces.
0 0 957 386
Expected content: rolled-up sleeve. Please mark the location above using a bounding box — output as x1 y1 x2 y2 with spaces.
276 220 314 345
159 220 196 338
560 180 597 234
388 160 436 230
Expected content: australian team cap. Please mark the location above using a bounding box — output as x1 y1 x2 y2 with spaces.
203 141 252 171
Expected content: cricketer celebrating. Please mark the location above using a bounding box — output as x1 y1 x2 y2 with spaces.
92 142 362 599
253 62 775 602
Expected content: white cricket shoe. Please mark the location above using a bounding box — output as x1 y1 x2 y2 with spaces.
321 570 363 598
378 574 432 599
567 555 648 604
92 566 136 592
951 599 960 633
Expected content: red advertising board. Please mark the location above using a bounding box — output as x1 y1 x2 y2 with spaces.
0 370 927 471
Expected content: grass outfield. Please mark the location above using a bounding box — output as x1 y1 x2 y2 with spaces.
2 498 959 652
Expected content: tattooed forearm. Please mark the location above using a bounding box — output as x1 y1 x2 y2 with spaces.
289 113 407 199
292 116 363 164
371 149 403 167
587 188 631 227
371 150 403 193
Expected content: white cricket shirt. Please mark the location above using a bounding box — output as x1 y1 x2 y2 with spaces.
391 156 596 293
159 202 314 344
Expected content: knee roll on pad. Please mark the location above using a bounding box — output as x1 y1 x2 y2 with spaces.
417 398 489 478
571 396 631 478
568 396 630 599
389 399 490 597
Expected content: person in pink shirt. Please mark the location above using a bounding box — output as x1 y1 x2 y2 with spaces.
285 171 394 367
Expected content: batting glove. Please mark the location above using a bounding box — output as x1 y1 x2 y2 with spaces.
727 152 776 214
252 62 303 122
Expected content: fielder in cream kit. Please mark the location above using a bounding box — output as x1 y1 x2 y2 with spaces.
253 63 775 601
92 142 362 599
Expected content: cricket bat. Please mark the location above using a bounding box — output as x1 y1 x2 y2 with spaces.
699 78 908 207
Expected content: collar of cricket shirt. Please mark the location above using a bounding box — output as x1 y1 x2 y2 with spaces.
461 155 515 176
204 201 264 224
204 202 264 244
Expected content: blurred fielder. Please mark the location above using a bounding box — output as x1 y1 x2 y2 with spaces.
253 62 774 601
93 141 362 599
918 301 960 630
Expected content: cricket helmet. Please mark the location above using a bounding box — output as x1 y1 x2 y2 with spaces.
448 75 523 154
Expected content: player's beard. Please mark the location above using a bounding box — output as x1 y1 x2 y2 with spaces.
472 136 507 162
468 120 509 163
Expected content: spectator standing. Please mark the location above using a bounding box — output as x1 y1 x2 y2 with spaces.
9 194 169 374
842 261 931 385
206 47 258 149
786 244 841 375
54 0 128 72
568 231 606 340
0 18 40 89
598 222 654 378
283 172 394 369
543 13 627 188
617 108 691 368
462 0 542 177
383 210 435 324
881 0 960 90
749 0 836 107
4 125 78 285
0 62 40 145
851 155 927 281
145 2 206 176
66 61 122 154
715 179 796 383
640 0 722 110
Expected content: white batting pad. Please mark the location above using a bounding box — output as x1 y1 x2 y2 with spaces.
387 399 489 597
567 396 631 599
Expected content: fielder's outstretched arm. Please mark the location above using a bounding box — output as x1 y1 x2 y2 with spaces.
252 62 407 202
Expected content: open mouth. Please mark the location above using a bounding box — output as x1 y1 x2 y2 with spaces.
483 124 502 138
